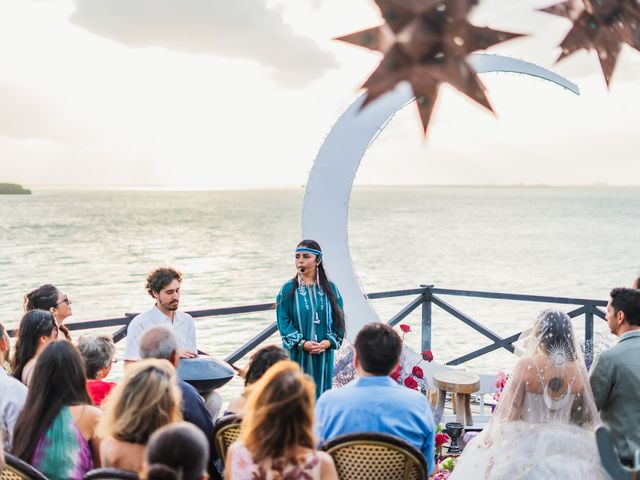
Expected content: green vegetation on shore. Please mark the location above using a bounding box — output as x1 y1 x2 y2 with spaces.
0 183 31 194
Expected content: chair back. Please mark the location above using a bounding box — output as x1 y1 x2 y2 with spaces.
82 468 139 480
321 432 427 480
213 414 242 466
596 426 640 480
1 452 48 480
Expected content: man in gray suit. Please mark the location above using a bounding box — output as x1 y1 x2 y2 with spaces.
590 287 640 466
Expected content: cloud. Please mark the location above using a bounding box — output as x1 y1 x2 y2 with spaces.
67 0 338 87
0 81 103 143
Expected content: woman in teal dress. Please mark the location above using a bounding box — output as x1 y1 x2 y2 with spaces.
276 239 345 398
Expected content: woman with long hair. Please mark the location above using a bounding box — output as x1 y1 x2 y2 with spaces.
225 344 289 416
11 309 59 386
450 309 609 479
12 341 102 480
97 359 181 473
276 240 345 397
225 361 337 479
24 284 73 341
142 422 209 480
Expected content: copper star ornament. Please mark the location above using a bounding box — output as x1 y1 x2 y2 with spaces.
542 0 640 87
336 0 523 137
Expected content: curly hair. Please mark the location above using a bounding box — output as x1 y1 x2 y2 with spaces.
145 267 182 298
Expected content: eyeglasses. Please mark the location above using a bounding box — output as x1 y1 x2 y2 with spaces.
56 297 71 307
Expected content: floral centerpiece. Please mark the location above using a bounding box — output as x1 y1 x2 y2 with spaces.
433 456 457 479
389 324 434 393
434 424 449 460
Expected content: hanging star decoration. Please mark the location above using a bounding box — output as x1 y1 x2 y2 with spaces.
336 0 523 137
542 0 640 87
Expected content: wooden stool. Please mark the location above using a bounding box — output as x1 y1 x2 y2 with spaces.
432 371 480 426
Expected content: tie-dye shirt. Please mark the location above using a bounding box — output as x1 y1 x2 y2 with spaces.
227 442 321 480
32 406 93 480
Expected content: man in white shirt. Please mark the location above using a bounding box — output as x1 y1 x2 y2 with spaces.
0 321 28 449
124 267 197 362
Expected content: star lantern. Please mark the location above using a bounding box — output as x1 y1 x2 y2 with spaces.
336 0 523 137
542 0 640 87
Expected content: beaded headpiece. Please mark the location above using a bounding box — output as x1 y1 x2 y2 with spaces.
295 247 322 257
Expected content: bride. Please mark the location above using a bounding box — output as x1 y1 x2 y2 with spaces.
451 309 608 479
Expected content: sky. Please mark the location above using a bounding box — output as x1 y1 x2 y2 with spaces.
1 0 639 188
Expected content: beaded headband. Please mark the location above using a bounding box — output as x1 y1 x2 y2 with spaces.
296 247 322 256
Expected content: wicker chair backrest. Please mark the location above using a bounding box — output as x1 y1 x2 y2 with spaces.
321 433 427 480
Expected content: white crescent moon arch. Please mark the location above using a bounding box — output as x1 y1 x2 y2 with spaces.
302 54 579 342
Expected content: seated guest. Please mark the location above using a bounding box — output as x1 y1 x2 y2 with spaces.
11 309 59 386
139 326 218 479
315 322 436 476
142 422 209 480
12 341 102 480
24 284 73 341
78 335 117 406
0 321 28 450
124 267 197 363
97 359 181 473
226 344 288 416
225 361 338 480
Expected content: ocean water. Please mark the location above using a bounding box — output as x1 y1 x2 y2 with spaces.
1 187 638 401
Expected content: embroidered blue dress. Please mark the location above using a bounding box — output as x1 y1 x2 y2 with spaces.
276 279 344 398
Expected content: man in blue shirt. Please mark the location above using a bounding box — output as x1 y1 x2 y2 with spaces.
315 322 435 475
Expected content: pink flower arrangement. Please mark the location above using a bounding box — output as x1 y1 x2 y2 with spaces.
492 370 509 412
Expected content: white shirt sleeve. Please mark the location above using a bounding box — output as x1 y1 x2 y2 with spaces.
186 314 197 351
2 384 27 450
124 318 144 361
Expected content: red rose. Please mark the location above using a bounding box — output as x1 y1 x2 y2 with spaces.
403 376 418 390
421 350 434 362
390 364 402 382
435 433 450 447
400 324 411 333
412 365 424 379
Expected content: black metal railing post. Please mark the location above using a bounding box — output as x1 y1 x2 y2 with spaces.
421 284 433 353
585 306 595 368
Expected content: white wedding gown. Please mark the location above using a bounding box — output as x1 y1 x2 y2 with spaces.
450 392 609 479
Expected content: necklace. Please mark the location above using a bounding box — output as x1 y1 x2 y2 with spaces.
297 276 325 324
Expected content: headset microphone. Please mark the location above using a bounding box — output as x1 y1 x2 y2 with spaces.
298 267 306 273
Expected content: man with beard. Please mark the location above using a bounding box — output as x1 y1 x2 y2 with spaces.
124 267 197 363
0 321 28 449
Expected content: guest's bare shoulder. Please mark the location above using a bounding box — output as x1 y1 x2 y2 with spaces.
69 404 103 439
317 451 338 480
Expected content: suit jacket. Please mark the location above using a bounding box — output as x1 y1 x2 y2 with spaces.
589 330 640 463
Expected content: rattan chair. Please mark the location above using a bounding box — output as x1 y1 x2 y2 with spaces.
1 452 48 480
321 432 428 480
82 468 139 480
212 414 242 467
596 426 640 480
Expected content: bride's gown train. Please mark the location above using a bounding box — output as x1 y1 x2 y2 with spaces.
451 393 608 479
450 310 609 480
